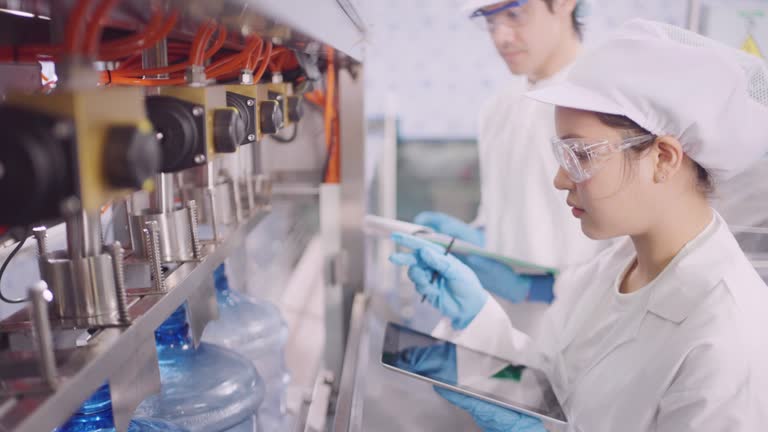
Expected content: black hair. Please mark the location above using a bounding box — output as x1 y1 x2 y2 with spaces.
541 0 584 40
594 113 715 195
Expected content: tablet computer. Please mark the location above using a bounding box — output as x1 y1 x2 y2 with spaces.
381 322 567 425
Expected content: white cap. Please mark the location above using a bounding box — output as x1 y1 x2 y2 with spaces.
461 0 594 21
527 19 768 182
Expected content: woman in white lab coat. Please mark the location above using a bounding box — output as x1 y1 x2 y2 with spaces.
391 19 768 432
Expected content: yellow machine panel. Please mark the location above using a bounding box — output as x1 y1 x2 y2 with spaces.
6 88 153 211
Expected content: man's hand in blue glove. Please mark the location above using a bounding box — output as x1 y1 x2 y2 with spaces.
390 233 488 330
387 343 457 384
414 211 485 247
435 388 547 432
456 254 555 304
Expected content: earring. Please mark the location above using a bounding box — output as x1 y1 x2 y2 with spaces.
658 174 667 182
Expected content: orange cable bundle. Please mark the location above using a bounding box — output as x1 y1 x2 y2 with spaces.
324 46 340 184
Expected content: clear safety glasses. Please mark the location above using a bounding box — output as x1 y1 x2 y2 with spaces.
551 134 656 183
469 0 532 32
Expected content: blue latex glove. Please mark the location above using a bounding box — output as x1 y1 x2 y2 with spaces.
414 211 485 247
435 388 546 432
456 254 555 304
390 233 488 329
388 343 458 384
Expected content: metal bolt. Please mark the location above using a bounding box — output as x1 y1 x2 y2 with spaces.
239 71 254 85
246 174 256 213
28 281 57 389
32 226 47 257
247 134 256 142
143 221 166 293
155 131 164 141
246 99 255 107
107 242 130 325
186 200 203 260
192 106 205 117
52 121 74 140
230 179 242 223
59 196 81 217
206 188 220 242
194 154 206 164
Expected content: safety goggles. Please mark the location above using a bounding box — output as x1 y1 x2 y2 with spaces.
469 0 532 31
551 134 656 183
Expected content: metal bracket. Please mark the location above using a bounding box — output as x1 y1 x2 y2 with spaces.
324 251 348 287
109 336 161 432
186 275 219 348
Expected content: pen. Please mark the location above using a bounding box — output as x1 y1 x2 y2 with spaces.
422 237 456 303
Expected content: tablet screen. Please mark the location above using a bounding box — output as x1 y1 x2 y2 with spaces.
381 322 567 424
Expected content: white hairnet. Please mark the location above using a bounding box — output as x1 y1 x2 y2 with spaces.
526 19 768 182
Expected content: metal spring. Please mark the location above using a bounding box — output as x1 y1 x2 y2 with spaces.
108 242 130 324
143 222 166 292
187 200 202 260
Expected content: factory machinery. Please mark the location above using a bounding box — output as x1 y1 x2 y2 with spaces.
0 1 366 431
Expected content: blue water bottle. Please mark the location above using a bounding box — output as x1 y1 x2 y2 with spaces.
54 382 188 432
135 305 265 432
202 264 291 431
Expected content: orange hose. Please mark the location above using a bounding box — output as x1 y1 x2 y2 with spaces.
99 11 177 60
205 36 260 78
114 29 224 77
100 11 163 51
204 25 227 60
253 40 272 82
84 0 120 57
324 46 339 184
64 0 94 54
190 21 216 66
245 38 263 70
102 73 186 86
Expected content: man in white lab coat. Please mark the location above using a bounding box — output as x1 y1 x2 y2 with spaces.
416 0 604 319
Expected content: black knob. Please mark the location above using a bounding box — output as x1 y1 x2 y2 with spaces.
259 100 284 135
286 95 303 122
146 96 202 172
103 125 161 189
213 108 246 153
226 92 256 146
0 107 77 225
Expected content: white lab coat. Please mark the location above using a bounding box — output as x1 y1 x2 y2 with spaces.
434 211 768 431
474 70 604 271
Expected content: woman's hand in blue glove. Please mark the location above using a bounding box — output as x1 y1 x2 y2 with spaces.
390 233 488 330
435 388 547 432
456 254 555 304
388 343 458 384
414 211 485 247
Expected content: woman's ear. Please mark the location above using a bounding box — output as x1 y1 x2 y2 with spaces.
553 0 578 16
652 135 684 183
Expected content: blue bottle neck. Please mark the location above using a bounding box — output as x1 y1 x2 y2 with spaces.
214 264 242 306
56 383 114 431
154 305 193 360
213 264 228 293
